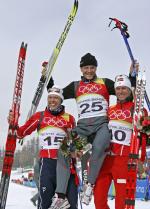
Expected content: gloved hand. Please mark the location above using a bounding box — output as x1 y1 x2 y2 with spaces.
41 61 54 90
7 110 14 124
41 61 48 77
129 60 139 76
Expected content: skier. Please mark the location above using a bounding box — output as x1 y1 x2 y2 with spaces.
94 74 148 209
46 53 137 207
8 86 78 209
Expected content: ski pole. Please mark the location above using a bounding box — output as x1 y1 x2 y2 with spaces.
76 160 83 209
108 18 150 111
78 192 83 209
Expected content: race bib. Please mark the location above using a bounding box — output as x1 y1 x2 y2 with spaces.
109 120 132 146
77 94 108 119
38 127 66 149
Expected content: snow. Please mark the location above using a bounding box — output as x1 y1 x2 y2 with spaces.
4 171 150 209
6 183 35 209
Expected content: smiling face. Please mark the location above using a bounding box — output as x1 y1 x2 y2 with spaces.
81 65 97 80
115 86 131 102
47 95 62 110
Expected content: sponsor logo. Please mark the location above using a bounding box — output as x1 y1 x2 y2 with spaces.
42 187 46 193
136 186 145 193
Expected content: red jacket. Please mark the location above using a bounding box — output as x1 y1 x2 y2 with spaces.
17 108 75 159
108 101 148 156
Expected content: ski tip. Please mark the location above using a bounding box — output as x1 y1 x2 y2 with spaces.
25 43 28 50
75 0 78 9
75 0 78 6
21 42 24 48
21 42 28 50
71 0 78 16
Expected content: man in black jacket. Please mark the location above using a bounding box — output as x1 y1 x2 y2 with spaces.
46 53 137 207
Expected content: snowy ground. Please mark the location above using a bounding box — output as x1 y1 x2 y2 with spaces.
4 171 150 209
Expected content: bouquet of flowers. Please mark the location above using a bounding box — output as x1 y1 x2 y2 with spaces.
140 116 150 135
139 116 150 146
60 130 88 158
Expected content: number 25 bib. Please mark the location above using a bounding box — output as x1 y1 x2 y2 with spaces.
76 79 109 119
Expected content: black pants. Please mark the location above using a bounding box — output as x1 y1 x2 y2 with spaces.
38 158 78 209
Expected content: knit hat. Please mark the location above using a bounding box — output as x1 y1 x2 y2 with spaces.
48 85 64 101
114 75 132 90
80 53 98 67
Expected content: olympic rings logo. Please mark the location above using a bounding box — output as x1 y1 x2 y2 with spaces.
79 83 101 94
43 117 67 127
109 109 131 120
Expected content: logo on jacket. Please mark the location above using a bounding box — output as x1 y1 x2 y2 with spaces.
79 83 101 94
109 109 131 120
43 117 67 127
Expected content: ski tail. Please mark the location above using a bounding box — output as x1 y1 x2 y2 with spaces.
27 0 78 120
0 42 27 209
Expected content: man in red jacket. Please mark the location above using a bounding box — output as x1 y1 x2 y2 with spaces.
94 75 148 209
8 86 78 209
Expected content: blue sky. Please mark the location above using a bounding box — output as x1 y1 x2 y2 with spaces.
0 0 150 146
